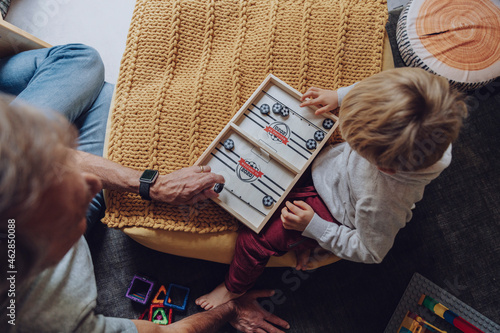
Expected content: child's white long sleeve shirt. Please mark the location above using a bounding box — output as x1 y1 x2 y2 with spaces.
303 85 452 263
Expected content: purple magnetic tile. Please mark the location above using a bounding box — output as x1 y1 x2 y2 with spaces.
125 275 155 305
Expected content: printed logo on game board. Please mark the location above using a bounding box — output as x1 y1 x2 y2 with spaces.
236 159 264 183
265 122 290 145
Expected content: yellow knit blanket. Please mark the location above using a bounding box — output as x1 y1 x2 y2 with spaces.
103 0 388 233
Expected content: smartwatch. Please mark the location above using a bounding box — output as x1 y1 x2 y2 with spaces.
139 169 159 200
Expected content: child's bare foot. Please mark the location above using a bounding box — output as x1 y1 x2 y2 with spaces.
195 283 243 310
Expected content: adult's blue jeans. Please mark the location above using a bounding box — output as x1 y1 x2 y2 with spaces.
0 43 113 228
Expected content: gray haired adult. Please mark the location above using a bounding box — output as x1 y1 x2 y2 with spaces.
0 97 289 332
0 97 87 289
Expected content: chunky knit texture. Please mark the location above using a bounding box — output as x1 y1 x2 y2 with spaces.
103 0 388 233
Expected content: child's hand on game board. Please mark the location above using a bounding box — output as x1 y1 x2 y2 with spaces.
281 200 314 232
300 87 339 115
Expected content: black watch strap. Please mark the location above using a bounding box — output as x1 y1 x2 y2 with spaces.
139 181 152 200
139 169 159 201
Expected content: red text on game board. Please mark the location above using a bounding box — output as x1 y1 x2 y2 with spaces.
239 159 264 178
264 126 289 145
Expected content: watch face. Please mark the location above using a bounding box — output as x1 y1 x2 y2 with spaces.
140 169 158 183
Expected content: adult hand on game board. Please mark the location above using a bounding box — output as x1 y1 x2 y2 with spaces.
150 165 225 205
280 200 314 232
230 290 290 333
300 87 339 115
75 151 224 205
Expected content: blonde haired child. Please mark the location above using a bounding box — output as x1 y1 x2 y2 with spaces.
196 68 467 309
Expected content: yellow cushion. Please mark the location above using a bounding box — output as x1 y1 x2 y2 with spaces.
122 227 341 268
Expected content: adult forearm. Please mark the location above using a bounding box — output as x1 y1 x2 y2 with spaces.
170 302 235 333
132 302 235 333
74 150 224 205
75 150 141 194
132 290 289 333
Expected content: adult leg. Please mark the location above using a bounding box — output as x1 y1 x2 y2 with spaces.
77 82 114 233
1 44 113 230
75 82 114 156
1 44 111 230
0 44 105 122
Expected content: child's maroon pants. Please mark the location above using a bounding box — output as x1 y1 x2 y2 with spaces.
225 170 339 294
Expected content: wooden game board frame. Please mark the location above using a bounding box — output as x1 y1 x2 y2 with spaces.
196 74 339 233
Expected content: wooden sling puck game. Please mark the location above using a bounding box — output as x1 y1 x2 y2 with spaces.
196 75 339 233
